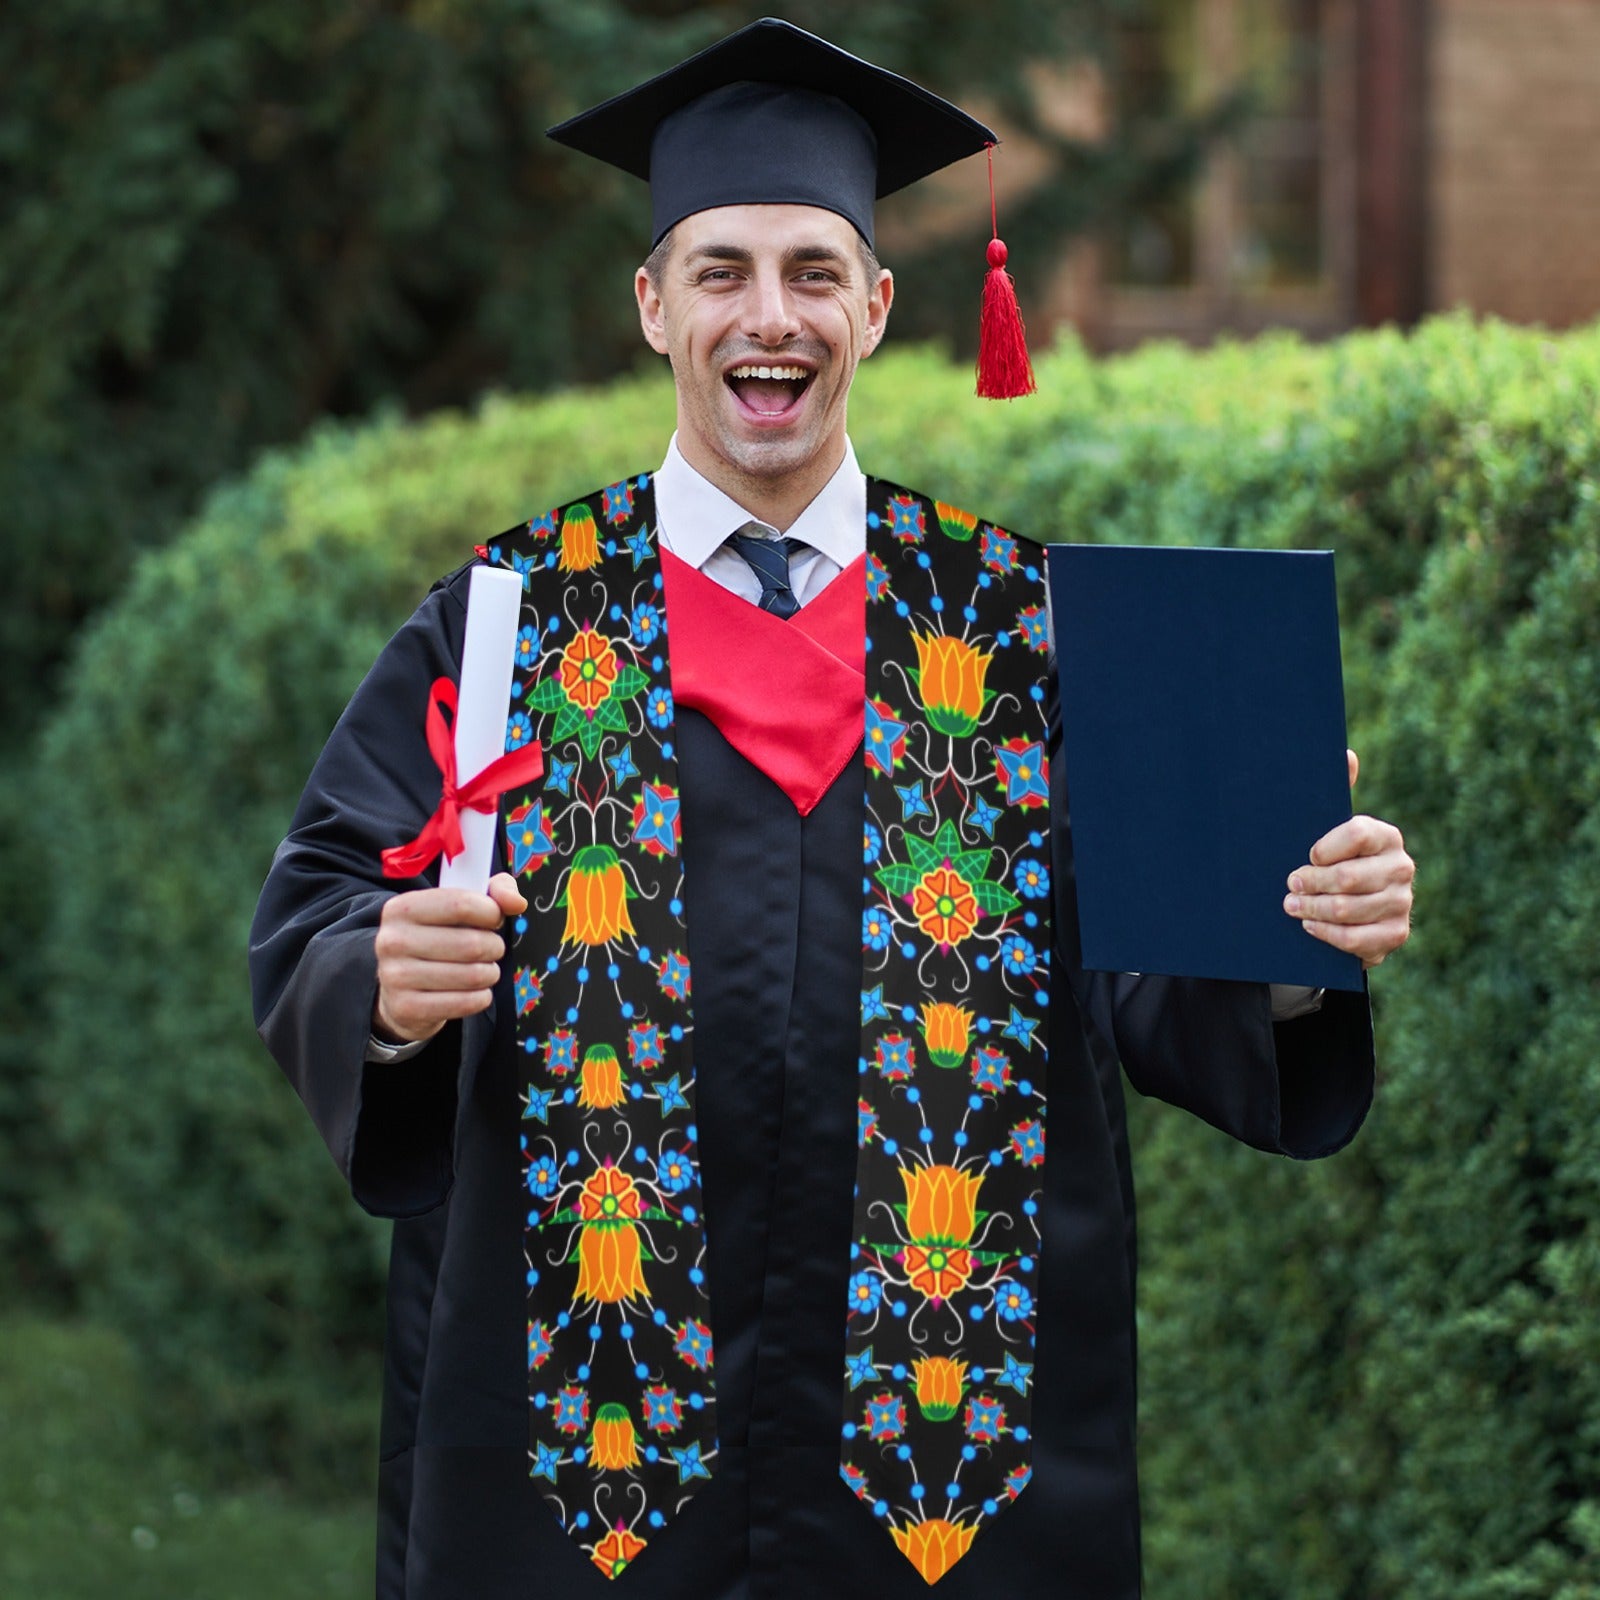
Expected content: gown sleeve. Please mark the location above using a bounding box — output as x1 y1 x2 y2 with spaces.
249 563 497 1216
1046 675 1375 1161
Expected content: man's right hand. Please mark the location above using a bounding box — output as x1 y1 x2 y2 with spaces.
372 872 529 1045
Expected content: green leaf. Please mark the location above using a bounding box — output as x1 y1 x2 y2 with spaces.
971 882 1021 917
876 865 922 898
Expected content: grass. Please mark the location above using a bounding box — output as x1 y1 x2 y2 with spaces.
0 1314 372 1598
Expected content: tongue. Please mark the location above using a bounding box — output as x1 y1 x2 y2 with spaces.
732 377 799 415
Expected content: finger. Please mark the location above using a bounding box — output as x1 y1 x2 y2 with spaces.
375 923 506 965
379 957 504 993
1288 849 1415 899
382 887 512 930
1284 883 1412 926
1302 915 1410 966
1347 748 1359 790
488 872 529 917
375 985 494 1042
1307 814 1405 868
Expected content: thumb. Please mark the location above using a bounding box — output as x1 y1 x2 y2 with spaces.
488 871 529 918
1347 748 1360 791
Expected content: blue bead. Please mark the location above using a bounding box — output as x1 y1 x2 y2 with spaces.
566 1150 579 1165
968 1094 984 1111
905 1087 920 1104
574 1511 590 1529
900 1005 916 1022
883 1139 899 1156
689 1268 704 1285
635 1362 649 1379
661 743 673 760
983 1498 999 1515
607 963 620 980
962 1445 976 1461
976 1018 991 1034
546 956 559 972
976 955 991 972
634 1146 648 1163
610 604 622 620
526 1269 539 1286
576 968 589 983
911 1483 926 1500
638 946 653 963
873 1500 889 1518
526 1211 537 1226
964 606 978 623
645 1446 659 1462
620 1323 634 1339
895 601 910 617
897 1444 912 1460
670 1025 684 1041
918 1127 934 1143
577 1363 590 1378
946 1483 962 1499
1025 564 1040 581
1022 1198 1038 1216
867 513 880 528
989 1150 1004 1166
1024 911 1038 928
954 1131 969 1148
556 1312 570 1328
842 1423 857 1439
1030 684 1045 701
917 552 932 569
630 1084 643 1100
1020 1256 1034 1272
589 1323 602 1340
900 941 917 958
979 573 992 587
650 1511 665 1528
892 1300 908 1318
533 1392 546 1407
930 595 944 612
1016 1426 1030 1442
669 899 683 915
1019 1080 1033 1097
514 916 528 934
689 1393 704 1410
892 1363 907 1379
653 1309 668 1325
686 1124 697 1142
564 1007 578 1023
652 655 664 672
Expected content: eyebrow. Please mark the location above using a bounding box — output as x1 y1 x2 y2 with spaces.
684 242 855 272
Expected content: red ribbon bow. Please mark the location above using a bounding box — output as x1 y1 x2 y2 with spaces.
381 677 544 879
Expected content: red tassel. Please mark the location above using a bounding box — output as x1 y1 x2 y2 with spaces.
976 146 1035 400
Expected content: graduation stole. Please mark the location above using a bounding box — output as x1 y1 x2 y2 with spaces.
490 473 1051 1584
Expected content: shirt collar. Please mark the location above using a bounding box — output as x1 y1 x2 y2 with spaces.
653 434 866 571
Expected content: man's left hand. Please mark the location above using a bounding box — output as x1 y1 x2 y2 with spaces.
1284 750 1415 968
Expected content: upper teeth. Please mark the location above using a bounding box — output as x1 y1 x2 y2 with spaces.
728 365 808 380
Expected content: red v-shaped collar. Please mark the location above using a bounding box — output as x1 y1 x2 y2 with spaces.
661 550 866 816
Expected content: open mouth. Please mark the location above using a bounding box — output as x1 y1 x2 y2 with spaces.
725 363 813 418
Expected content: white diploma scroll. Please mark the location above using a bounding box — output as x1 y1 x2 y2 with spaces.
438 565 525 893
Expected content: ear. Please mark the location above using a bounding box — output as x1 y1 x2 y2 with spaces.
636 266 670 356
861 268 894 358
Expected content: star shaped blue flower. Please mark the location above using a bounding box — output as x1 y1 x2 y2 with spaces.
968 795 1003 838
608 744 640 787
861 985 892 1024
997 739 1049 806
655 1074 691 1116
1002 1005 1041 1052
531 1440 564 1482
671 1442 713 1483
896 780 932 822
845 1346 880 1390
634 782 680 856
544 756 575 796
523 1086 554 1124
999 1352 1034 1395
625 525 654 570
865 700 907 777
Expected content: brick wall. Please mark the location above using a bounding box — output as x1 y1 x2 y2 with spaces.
1431 0 1600 327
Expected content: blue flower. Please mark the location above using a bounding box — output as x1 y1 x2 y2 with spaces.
505 800 553 876
608 743 640 786
645 684 674 729
671 1441 713 1483
642 1385 683 1433
526 1152 561 1199
531 1440 563 1481
506 711 535 753
857 1100 880 1147
657 951 691 1002
845 1345 880 1390
674 1320 713 1370
862 907 892 952
627 1022 664 1071
896 780 932 821
863 822 883 865
999 934 1036 977
865 700 907 778
1009 1118 1045 1167
981 525 1018 574
968 796 1002 838
865 552 891 602
865 1391 907 1440
1014 859 1050 900
528 1320 553 1371
633 602 662 646
998 1352 1034 1395
544 756 575 796
997 739 1049 807
625 526 654 569
512 551 537 590
860 985 892 1024
514 624 539 673
552 1385 589 1433
655 1073 691 1115
1002 1006 1041 1053
970 1046 1011 1095
847 1270 883 1316
963 1393 1006 1443
996 1282 1035 1323
1016 604 1049 653
633 782 680 856
523 1085 554 1124
656 1149 694 1194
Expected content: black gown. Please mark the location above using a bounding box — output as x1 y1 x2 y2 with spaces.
250 558 1374 1600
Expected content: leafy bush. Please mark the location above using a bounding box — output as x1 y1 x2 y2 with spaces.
33 315 1600 1600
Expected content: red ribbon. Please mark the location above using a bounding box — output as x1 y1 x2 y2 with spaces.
381 677 544 879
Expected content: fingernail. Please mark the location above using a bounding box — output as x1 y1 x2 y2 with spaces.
1284 895 1301 916
1289 874 1304 893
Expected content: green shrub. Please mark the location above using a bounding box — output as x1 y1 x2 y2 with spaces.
34 315 1600 1600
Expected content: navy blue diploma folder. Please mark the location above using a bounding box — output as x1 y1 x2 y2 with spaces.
1048 544 1364 993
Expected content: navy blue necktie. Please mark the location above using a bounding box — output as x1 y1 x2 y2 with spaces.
727 526 805 619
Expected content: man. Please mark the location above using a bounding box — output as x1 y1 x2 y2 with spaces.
250 19 1414 1599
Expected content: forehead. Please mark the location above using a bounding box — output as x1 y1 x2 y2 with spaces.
672 202 864 260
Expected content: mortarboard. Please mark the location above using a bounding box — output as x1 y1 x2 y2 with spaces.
546 16 998 250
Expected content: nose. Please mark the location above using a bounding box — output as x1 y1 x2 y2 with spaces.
744 267 801 347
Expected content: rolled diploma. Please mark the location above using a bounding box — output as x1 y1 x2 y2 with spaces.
439 565 525 892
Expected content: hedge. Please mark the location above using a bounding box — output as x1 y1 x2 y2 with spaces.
32 317 1600 1598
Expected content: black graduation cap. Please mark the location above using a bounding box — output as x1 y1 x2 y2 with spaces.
546 16 998 249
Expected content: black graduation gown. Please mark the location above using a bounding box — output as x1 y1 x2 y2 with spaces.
250 561 1374 1600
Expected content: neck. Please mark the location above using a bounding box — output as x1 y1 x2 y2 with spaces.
675 434 846 533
